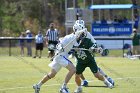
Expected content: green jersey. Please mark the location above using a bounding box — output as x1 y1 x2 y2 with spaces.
132 33 140 46
75 38 95 64
74 38 98 74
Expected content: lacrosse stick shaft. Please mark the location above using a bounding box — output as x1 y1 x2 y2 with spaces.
72 48 89 51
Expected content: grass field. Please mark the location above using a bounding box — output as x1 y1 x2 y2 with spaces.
0 55 140 93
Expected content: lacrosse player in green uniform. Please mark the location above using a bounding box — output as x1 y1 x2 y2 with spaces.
72 20 114 93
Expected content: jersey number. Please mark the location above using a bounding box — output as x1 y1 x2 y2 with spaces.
77 51 87 60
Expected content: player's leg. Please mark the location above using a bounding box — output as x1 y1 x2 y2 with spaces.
33 60 61 93
33 69 57 93
64 62 76 84
74 74 83 93
80 67 107 87
60 59 76 93
80 74 88 86
74 63 86 93
89 61 113 88
98 67 108 78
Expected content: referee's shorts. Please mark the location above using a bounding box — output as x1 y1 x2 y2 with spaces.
48 41 58 45
36 43 44 50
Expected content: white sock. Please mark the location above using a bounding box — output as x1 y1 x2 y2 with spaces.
98 68 108 78
62 83 67 88
37 81 43 88
78 86 82 89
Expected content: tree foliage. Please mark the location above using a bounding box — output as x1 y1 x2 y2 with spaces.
0 0 140 36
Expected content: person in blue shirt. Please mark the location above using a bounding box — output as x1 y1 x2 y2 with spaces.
134 15 139 29
26 30 33 56
33 31 44 58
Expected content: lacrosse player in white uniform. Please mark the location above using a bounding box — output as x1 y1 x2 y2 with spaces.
33 27 86 93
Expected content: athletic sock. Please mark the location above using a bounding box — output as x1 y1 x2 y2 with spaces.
37 81 43 88
98 68 108 78
78 86 82 89
62 83 67 88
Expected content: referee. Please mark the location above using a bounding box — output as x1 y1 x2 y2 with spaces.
46 23 59 57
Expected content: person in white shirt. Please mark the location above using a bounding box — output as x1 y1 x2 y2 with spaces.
33 29 86 93
33 31 44 58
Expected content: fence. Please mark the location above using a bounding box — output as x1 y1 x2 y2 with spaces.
0 36 132 57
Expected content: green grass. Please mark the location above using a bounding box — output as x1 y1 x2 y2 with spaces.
0 56 140 93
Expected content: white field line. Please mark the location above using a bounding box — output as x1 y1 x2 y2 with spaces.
0 77 140 91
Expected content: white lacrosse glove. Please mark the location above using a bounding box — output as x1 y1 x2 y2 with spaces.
55 43 64 54
97 46 103 54
89 43 97 53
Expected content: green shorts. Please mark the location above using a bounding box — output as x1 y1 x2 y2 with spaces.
76 59 98 74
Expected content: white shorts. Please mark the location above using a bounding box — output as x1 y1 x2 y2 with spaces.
48 55 71 72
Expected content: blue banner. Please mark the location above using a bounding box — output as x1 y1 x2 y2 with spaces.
92 23 132 35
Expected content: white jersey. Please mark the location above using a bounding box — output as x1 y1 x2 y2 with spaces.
86 31 96 43
56 33 77 57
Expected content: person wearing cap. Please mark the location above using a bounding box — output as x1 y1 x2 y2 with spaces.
26 29 33 56
46 23 59 57
130 28 140 55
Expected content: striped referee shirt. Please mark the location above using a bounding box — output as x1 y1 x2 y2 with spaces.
46 29 59 41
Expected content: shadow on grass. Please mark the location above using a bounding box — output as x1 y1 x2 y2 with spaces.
85 85 107 88
85 85 118 88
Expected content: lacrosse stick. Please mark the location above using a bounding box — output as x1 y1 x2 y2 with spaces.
72 47 103 54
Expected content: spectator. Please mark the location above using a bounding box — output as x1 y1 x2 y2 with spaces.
46 23 59 57
130 28 140 55
122 17 128 24
33 31 44 58
101 17 107 24
118 15 123 23
134 14 139 29
26 29 33 56
19 32 25 56
114 15 118 23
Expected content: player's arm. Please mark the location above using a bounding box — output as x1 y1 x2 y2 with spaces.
87 31 96 43
89 40 103 54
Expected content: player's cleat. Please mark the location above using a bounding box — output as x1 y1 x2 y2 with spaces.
33 84 40 93
59 87 69 93
104 81 113 89
81 80 88 86
74 87 82 93
107 77 115 86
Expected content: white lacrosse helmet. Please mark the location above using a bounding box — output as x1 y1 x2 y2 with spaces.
73 22 85 32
